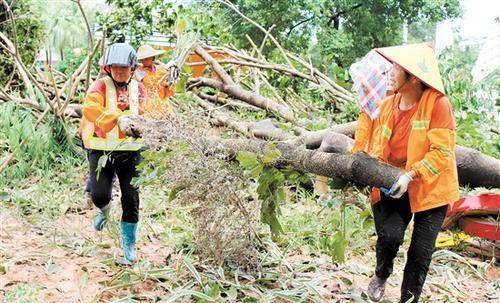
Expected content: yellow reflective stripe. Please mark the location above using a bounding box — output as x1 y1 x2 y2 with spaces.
95 111 108 126
381 125 392 138
88 136 143 151
412 120 430 130
422 160 439 175
436 146 452 156
104 77 117 113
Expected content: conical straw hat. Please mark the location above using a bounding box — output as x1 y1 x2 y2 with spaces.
137 44 165 60
376 43 445 94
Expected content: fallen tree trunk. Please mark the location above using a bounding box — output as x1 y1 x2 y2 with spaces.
211 138 401 189
255 121 500 188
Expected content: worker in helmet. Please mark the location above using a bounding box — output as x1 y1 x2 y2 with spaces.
82 43 147 265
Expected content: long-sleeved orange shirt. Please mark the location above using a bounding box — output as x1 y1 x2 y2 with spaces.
135 65 174 117
82 79 146 139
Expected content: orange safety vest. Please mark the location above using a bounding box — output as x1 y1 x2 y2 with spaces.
86 77 143 151
371 88 459 212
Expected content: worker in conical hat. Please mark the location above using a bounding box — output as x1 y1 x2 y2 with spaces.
358 43 459 303
135 44 175 118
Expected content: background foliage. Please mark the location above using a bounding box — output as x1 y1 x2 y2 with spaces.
0 0 45 86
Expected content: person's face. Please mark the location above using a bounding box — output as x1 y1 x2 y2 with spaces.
140 57 154 67
110 65 132 83
387 63 408 92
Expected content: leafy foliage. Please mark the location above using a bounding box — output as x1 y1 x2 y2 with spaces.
0 103 80 186
439 41 499 158
237 147 309 236
0 0 45 86
219 0 461 68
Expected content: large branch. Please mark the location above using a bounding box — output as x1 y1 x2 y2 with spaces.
210 138 400 189
256 121 500 189
187 77 296 123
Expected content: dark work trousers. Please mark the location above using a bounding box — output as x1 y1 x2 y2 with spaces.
84 149 115 194
88 149 141 223
372 192 448 303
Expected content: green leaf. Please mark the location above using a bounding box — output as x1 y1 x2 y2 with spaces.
183 257 202 286
261 148 281 165
225 287 238 300
330 232 347 263
161 290 216 303
96 154 108 180
0 191 10 202
236 151 259 170
249 164 263 178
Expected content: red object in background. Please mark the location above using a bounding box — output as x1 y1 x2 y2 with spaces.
443 194 500 240
459 217 499 241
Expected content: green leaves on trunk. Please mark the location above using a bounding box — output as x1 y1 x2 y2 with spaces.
237 146 286 236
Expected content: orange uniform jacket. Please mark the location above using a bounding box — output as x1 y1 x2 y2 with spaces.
351 111 380 155
371 88 460 212
82 78 146 141
135 65 174 115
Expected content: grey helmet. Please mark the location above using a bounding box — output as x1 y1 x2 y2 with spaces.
103 43 137 70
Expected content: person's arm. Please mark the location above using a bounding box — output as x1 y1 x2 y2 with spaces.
155 67 175 100
410 96 456 184
351 111 373 153
138 82 147 115
82 80 119 133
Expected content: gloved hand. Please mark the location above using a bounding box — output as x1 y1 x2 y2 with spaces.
117 115 133 136
166 65 180 86
388 172 413 199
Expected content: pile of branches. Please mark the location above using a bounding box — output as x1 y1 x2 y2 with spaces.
0 0 97 116
0 0 98 172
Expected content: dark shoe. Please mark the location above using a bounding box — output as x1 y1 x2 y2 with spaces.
367 275 386 302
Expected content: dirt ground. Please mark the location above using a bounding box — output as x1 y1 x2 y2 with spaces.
0 203 498 302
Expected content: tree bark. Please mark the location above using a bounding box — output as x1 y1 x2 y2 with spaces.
254 121 500 188
188 77 296 123
191 46 296 123
209 137 400 189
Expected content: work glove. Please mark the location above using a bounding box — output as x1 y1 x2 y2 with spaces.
166 64 180 86
118 115 134 136
387 172 413 199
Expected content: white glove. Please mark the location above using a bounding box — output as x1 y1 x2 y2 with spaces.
117 115 133 136
389 172 413 199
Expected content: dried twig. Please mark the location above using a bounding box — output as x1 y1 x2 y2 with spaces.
73 0 94 92
218 0 296 69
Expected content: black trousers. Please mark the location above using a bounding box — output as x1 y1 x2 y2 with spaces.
372 193 447 303
88 149 141 223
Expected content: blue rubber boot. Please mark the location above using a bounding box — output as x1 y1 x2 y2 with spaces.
120 222 138 264
92 205 110 231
